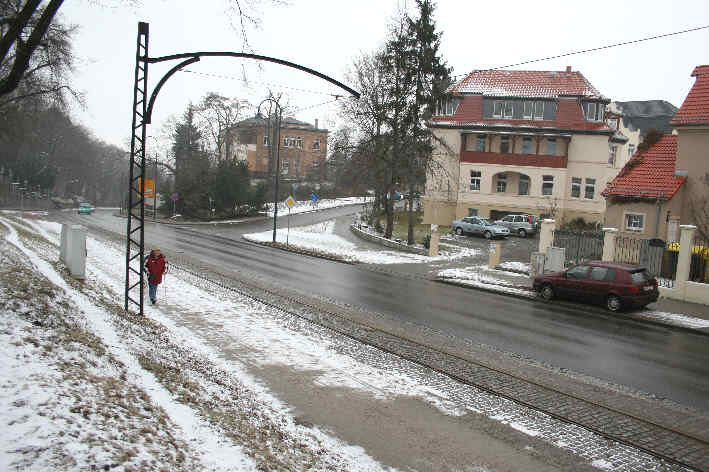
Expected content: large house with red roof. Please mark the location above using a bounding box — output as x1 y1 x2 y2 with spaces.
424 67 629 226
603 65 709 241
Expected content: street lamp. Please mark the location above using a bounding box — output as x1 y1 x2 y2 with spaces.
257 97 283 244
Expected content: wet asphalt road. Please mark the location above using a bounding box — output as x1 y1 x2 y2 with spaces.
62 208 709 412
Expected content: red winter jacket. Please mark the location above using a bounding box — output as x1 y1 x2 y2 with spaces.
145 252 167 285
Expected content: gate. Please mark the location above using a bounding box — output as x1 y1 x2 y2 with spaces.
615 236 675 288
552 229 603 266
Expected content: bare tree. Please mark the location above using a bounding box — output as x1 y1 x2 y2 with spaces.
194 92 250 162
0 0 79 108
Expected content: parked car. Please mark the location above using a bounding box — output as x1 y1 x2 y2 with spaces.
451 216 510 239
533 261 658 312
494 214 539 238
77 202 93 215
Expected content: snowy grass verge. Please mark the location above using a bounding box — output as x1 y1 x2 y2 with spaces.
245 219 480 264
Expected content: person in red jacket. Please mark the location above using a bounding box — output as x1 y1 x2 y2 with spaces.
144 248 167 305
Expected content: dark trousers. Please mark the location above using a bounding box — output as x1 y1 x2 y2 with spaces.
149 283 158 302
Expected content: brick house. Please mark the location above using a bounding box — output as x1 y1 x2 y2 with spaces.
221 116 328 182
603 65 709 241
424 67 630 225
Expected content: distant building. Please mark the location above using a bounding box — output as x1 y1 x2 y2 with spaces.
221 116 328 182
425 66 623 225
603 66 709 240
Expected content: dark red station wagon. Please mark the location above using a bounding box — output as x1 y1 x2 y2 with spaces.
533 261 659 312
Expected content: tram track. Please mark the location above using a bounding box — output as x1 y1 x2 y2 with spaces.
167 260 709 472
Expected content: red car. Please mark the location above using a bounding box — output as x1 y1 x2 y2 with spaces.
533 261 659 312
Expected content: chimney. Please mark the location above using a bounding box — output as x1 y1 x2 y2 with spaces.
565 66 572 73
314 118 319 129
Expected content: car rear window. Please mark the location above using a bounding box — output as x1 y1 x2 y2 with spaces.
629 269 649 284
590 267 615 282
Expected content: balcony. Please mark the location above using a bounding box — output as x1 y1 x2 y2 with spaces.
460 151 567 168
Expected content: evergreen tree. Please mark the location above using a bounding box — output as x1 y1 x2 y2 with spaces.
172 106 211 217
214 159 250 216
403 0 450 244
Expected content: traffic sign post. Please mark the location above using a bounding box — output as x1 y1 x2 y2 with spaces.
172 193 178 217
285 195 296 246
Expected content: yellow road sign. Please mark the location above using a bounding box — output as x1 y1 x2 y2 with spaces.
138 178 155 198
285 195 296 209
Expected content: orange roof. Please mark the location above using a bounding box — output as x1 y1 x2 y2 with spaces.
670 65 709 125
602 135 685 199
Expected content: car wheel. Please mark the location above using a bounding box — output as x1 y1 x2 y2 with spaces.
518 228 527 238
606 294 622 312
539 284 554 301
455 227 463 236
484 231 492 239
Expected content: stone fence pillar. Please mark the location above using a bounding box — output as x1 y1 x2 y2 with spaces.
538 219 556 255
602 228 618 262
675 225 697 296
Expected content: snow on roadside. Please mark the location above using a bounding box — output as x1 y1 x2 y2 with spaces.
265 196 371 217
637 310 709 329
437 266 535 298
0 218 258 471
31 218 408 470
245 219 480 264
498 261 531 274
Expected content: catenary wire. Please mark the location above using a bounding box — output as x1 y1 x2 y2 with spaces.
450 24 709 82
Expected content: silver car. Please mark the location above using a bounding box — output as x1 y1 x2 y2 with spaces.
451 217 510 239
494 214 538 238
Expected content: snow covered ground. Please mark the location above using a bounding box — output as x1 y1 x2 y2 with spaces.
244 219 480 264
1 213 705 471
265 196 371 218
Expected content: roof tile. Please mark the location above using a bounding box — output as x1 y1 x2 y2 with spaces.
451 69 606 99
602 135 685 199
670 65 709 125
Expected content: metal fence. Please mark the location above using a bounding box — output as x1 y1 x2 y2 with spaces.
689 235 709 284
615 236 676 288
552 230 604 266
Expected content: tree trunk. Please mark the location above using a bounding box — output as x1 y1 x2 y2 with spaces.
407 188 415 245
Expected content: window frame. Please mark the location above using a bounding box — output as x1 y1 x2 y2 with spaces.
608 144 617 165
503 101 514 119
263 135 270 147
522 136 533 154
470 170 481 191
542 175 554 196
571 177 582 198
533 101 544 120
496 173 507 193
624 212 645 233
584 178 596 200
546 137 557 156
296 136 303 149
313 138 321 152
567 265 590 280
518 175 530 195
476 134 487 152
499 135 510 153
282 159 290 171
523 101 534 119
493 101 504 118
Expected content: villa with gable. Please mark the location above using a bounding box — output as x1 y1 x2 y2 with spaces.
424 67 631 225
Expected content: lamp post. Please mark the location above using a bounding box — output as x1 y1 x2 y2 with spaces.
257 97 283 243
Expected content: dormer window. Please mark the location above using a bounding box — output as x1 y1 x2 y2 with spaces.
437 97 460 116
583 101 605 122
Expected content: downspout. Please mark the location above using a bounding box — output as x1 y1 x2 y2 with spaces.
654 198 663 238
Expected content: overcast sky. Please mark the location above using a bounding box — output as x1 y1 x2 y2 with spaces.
62 0 709 151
